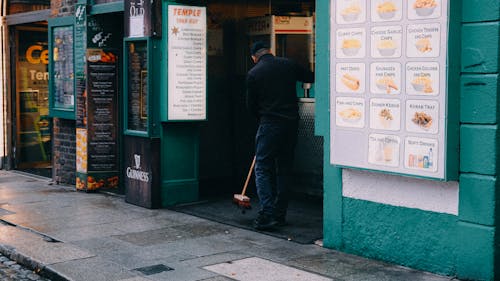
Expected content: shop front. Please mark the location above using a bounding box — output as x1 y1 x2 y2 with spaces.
120 0 323 243
21 0 500 280
46 0 124 189
316 0 500 280
2 1 51 177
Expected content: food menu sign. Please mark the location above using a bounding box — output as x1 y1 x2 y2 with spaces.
330 0 449 179
86 49 119 172
167 5 207 121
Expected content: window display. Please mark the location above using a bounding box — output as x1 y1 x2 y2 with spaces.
52 25 74 110
126 41 148 132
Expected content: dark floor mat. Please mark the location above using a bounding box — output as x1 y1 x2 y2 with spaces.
171 197 323 244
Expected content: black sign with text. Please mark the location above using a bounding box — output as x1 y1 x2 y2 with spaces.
124 136 161 209
124 0 161 37
86 49 118 172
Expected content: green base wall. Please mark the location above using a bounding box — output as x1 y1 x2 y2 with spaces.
342 198 458 276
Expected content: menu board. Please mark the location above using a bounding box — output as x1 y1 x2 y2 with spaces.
167 5 207 121
86 49 118 172
127 41 148 132
330 0 448 179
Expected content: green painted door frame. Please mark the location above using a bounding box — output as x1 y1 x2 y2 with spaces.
159 0 203 206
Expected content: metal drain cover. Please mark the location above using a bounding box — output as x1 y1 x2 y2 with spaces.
134 264 174 275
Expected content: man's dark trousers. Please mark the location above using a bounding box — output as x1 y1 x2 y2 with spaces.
254 117 298 219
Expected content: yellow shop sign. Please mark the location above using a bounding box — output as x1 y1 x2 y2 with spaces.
26 45 48 65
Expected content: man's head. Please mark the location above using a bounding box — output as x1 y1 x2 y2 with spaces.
250 41 271 63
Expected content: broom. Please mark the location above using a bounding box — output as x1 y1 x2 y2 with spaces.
233 156 255 212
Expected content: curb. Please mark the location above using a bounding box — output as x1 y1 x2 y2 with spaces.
0 244 70 281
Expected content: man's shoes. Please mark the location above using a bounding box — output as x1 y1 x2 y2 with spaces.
253 213 278 230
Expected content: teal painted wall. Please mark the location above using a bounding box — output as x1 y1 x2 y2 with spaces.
318 0 500 280
457 1 500 280
342 199 458 275
160 123 199 206
315 0 344 250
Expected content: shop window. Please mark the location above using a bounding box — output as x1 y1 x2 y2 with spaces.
15 27 52 168
49 17 75 119
124 38 152 136
9 0 49 14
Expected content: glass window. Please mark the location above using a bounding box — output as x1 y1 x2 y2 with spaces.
126 41 148 132
16 28 52 167
52 25 74 110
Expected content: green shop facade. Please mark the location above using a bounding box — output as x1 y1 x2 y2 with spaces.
1 0 499 280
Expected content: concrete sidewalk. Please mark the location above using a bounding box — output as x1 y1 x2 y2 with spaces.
0 171 458 281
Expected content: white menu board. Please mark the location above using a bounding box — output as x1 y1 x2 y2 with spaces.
330 0 449 179
168 5 207 120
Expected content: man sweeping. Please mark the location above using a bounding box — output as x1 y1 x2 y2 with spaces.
246 41 314 230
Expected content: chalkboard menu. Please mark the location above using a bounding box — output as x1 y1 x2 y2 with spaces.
87 49 119 171
52 26 74 109
127 41 148 132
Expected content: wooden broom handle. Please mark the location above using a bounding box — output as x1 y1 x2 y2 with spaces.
241 156 256 196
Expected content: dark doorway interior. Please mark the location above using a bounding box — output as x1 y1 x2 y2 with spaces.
176 0 323 243
12 24 52 178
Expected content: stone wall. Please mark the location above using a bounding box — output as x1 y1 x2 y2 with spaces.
52 118 76 185
51 0 75 17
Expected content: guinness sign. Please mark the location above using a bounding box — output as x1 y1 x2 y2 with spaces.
126 154 150 182
124 136 160 208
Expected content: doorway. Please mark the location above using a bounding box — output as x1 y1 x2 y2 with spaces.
12 25 52 178
173 0 323 244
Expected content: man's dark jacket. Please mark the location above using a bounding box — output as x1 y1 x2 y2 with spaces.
246 54 314 121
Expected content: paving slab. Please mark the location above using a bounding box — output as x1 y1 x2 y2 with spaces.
107 216 182 233
112 227 192 247
144 262 218 281
45 223 127 242
48 256 140 281
287 251 388 279
180 252 253 268
0 224 95 265
203 257 334 281
137 234 249 261
340 265 452 281
198 277 235 281
117 277 152 281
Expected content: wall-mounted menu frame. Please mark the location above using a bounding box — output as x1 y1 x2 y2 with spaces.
163 4 207 122
48 16 75 120
123 37 157 137
329 0 460 180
